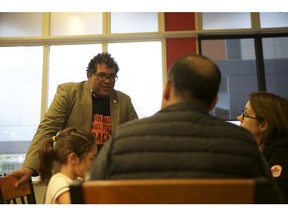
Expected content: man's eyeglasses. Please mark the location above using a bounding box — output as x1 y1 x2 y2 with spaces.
94 72 118 81
241 110 257 121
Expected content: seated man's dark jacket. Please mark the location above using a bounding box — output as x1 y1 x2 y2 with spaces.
90 102 284 203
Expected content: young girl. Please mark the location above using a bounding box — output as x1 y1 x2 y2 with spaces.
39 127 97 204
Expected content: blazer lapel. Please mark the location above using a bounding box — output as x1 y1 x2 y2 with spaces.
82 81 93 131
110 90 119 134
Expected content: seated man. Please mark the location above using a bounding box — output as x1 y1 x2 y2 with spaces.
89 54 284 203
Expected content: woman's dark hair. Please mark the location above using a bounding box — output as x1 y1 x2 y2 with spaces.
39 128 96 183
168 54 221 108
249 92 288 150
86 52 119 78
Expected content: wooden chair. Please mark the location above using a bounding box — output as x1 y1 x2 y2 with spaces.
70 178 266 204
0 175 37 204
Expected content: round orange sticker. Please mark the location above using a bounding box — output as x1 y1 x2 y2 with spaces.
271 165 282 177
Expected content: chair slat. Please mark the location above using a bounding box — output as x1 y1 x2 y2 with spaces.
0 175 36 204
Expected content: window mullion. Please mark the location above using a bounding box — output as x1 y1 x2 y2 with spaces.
254 37 266 92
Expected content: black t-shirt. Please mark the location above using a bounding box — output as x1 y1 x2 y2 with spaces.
91 96 111 152
92 96 110 116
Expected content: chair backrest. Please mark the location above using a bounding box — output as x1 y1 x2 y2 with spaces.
0 175 37 204
70 178 260 204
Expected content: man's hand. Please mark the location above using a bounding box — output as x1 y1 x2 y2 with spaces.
6 167 34 188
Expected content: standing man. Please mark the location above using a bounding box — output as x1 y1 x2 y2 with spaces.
9 52 138 187
90 54 283 203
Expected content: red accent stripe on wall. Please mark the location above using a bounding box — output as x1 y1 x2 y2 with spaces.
166 37 197 70
165 13 195 31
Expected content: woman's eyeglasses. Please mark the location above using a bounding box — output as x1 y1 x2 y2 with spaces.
241 110 257 121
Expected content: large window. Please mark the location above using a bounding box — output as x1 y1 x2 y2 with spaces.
199 13 288 120
48 42 163 118
0 12 163 174
200 36 288 120
260 13 288 28
50 13 103 36
202 13 251 30
0 46 43 173
48 44 102 106
111 12 158 33
0 13 42 37
263 37 288 98
201 38 259 119
108 41 162 118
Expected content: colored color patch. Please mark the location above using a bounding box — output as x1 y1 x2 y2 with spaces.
271 165 282 177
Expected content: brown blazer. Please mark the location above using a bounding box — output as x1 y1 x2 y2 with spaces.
23 81 138 173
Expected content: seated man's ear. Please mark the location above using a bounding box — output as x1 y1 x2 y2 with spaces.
161 80 172 108
208 96 219 111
